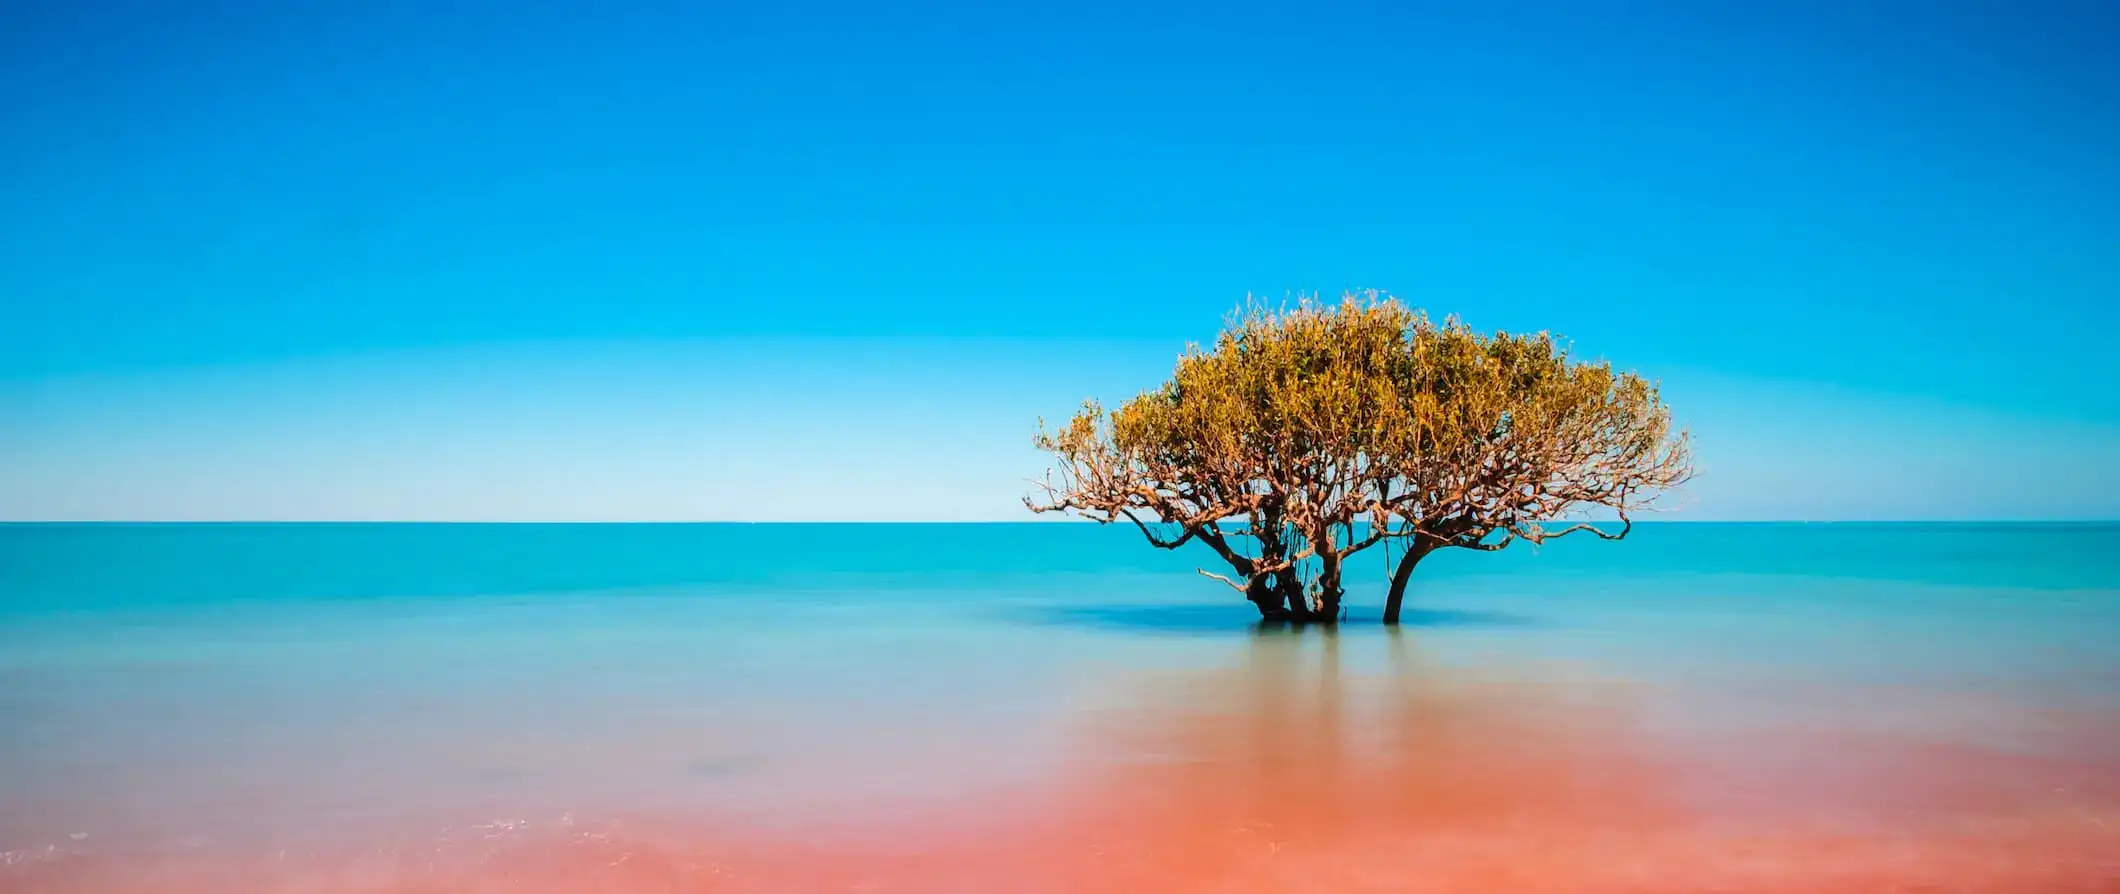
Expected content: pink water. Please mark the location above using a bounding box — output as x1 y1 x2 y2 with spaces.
8 635 2118 893
6 523 2119 891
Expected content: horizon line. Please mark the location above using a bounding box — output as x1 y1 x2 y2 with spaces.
3 519 2115 526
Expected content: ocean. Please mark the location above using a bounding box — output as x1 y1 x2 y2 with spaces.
3 522 2118 892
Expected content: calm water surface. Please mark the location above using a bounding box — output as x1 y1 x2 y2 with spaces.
3 523 2117 891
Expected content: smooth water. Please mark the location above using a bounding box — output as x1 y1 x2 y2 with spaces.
3 523 2118 891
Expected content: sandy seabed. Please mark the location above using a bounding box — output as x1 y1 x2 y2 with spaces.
8 641 2119 893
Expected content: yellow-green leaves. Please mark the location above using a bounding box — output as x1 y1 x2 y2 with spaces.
1029 291 1693 607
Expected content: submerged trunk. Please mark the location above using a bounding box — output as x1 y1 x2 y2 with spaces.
1272 570 1301 619
1247 517 1291 620
1382 543 1436 625
1250 571 1315 623
1314 554 1344 623
1247 573 1289 620
1307 526 1344 624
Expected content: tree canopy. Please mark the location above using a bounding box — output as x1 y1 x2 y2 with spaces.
1028 292 1692 623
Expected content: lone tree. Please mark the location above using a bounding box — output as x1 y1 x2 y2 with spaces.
1028 292 1692 624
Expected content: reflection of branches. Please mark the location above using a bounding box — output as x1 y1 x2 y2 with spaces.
1056 626 1673 887
1022 628 2120 893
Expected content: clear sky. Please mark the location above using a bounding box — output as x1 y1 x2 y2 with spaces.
3 0 2116 521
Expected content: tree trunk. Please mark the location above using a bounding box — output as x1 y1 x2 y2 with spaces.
1247 574 1289 621
1275 570 1307 620
1315 554 1344 624
1247 514 1291 620
1302 524 1342 624
1382 544 1434 625
1316 587 1343 623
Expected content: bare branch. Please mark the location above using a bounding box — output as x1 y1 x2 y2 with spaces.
1026 291 1690 618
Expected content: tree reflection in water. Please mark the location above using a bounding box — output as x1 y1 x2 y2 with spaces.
11 625 2118 893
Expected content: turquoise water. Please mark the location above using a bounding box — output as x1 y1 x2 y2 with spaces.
3 522 2119 864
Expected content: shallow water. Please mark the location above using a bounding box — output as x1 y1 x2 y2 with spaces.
3 522 2118 891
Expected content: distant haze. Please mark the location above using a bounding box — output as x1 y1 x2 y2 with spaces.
3 2 2115 521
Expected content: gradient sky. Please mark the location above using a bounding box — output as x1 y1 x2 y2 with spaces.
3 0 2116 521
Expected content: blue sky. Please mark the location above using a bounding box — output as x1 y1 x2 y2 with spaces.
3 0 2116 520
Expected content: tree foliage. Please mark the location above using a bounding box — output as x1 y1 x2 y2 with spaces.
1028 292 1693 623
